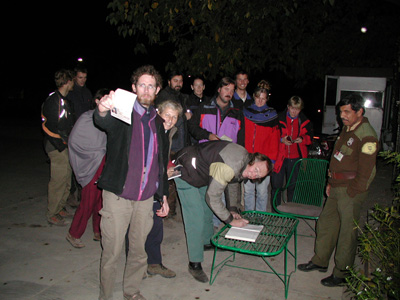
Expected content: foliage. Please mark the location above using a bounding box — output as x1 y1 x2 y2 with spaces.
106 0 400 84
379 151 400 204
346 151 400 299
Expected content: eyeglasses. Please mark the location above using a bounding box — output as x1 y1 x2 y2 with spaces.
137 83 156 91
247 166 261 179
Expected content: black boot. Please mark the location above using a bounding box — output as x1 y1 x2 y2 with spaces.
188 262 208 283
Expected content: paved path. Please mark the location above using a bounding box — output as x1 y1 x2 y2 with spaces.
0 124 393 299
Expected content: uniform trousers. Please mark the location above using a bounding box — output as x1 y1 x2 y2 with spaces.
46 148 72 219
68 157 105 239
99 191 153 300
311 186 367 278
175 177 214 263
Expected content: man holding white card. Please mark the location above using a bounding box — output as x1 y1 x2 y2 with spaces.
298 94 378 287
94 65 169 300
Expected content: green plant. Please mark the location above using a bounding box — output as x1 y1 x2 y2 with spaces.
346 205 400 299
346 151 400 299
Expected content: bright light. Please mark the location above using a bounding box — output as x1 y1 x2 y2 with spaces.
364 99 372 107
361 27 367 33
317 109 321 113
77 57 83 62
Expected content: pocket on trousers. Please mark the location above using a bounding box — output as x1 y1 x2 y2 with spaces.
99 209 113 220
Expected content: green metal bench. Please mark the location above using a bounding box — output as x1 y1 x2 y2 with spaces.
272 158 329 234
210 211 298 299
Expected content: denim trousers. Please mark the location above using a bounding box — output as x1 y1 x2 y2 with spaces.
244 176 270 212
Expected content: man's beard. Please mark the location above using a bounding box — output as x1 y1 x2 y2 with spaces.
138 95 155 107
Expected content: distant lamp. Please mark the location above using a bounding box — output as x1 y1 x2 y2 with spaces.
317 109 321 113
364 99 372 108
77 57 83 62
361 27 367 33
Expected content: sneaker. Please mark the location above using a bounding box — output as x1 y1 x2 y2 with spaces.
59 209 74 218
123 292 146 300
66 233 85 248
93 232 101 241
147 264 176 278
48 215 69 226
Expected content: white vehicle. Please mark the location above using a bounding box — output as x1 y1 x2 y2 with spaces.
322 68 394 150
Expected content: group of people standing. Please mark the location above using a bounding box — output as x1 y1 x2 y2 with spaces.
40 65 377 299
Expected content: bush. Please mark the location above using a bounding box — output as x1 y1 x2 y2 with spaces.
346 151 400 300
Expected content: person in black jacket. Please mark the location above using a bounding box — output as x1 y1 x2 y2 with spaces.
41 69 75 226
94 65 169 300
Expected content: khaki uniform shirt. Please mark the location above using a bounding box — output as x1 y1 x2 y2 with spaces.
328 117 378 197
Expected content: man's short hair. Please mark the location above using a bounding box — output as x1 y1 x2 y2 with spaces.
167 70 184 81
217 77 236 90
74 64 88 75
337 94 365 115
157 99 183 116
234 70 249 80
191 76 205 86
131 65 163 88
55 69 74 88
288 96 304 110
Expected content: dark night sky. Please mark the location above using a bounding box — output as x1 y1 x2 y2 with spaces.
3 0 398 130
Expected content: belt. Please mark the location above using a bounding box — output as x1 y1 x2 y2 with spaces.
328 170 356 180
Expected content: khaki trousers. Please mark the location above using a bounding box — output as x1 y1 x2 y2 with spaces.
99 191 153 300
311 186 367 278
46 148 71 219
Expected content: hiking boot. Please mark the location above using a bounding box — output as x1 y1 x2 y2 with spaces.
59 209 74 218
48 215 69 226
66 233 85 248
188 262 208 283
147 264 176 278
93 232 101 241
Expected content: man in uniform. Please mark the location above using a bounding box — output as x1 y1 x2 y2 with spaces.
298 94 378 287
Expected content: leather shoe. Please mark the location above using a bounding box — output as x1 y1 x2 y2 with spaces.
188 262 208 283
321 274 346 287
298 261 328 272
203 244 214 251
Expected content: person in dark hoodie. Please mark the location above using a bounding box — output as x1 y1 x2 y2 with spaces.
41 69 75 226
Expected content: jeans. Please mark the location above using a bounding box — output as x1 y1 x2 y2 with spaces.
244 176 270 212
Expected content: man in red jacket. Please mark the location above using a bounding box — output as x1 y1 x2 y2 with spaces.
271 96 313 206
